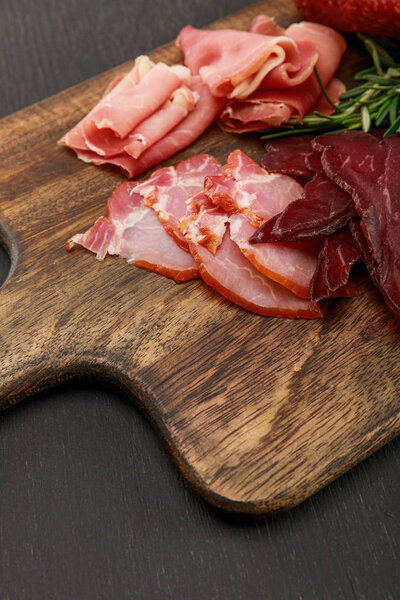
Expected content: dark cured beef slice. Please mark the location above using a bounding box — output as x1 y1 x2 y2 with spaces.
314 131 400 322
310 226 360 301
250 172 356 244
262 135 322 177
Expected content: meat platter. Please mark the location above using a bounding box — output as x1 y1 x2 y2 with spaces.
1 0 400 515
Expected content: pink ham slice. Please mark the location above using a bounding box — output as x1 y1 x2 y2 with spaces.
84 62 190 144
133 154 222 251
176 25 318 99
182 202 321 319
70 77 225 179
204 149 304 227
76 86 197 160
66 182 199 283
250 15 285 36
229 213 318 299
218 22 346 132
204 150 320 298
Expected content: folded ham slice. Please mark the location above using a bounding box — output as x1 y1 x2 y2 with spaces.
182 199 321 319
218 21 346 132
133 154 222 251
66 182 199 283
67 77 225 179
176 25 318 100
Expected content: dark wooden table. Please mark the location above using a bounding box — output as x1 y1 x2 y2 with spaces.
1 1 399 598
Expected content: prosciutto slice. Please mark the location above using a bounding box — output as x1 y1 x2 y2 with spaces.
133 154 222 251
66 182 199 283
84 62 190 142
177 25 318 99
313 131 400 322
71 77 224 179
218 22 346 133
182 202 321 319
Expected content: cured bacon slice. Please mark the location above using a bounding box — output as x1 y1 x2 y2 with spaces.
204 150 303 227
229 213 319 299
314 131 400 322
262 134 322 176
251 173 357 243
177 25 318 100
182 203 321 319
133 154 222 251
310 228 359 301
218 22 346 133
66 182 199 283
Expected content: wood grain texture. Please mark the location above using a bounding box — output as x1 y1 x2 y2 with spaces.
1 0 399 516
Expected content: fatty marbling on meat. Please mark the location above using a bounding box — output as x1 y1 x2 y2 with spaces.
67 182 199 283
204 150 320 299
181 195 322 319
133 154 222 250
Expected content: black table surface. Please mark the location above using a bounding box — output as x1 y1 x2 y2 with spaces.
1 1 399 598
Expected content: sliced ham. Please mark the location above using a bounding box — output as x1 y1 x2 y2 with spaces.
133 154 222 251
204 150 320 298
250 15 285 36
182 204 321 319
62 77 224 179
176 25 318 100
218 22 346 133
84 62 190 143
229 213 318 299
66 182 199 283
204 149 303 227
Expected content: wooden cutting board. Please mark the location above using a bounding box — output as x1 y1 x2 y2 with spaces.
1 0 399 516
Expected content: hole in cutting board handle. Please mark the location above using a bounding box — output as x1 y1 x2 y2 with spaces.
0 223 18 289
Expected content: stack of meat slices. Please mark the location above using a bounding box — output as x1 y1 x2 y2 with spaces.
58 56 225 178
254 130 400 325
67 151 323 319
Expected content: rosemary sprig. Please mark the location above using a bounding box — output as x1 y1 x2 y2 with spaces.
261 37 400 140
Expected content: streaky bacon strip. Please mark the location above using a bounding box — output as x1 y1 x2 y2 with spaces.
250 172 357 243
133 154 222 251
66 182 199 283
310 227 360 301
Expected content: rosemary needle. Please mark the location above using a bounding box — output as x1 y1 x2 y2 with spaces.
261 37 400 140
